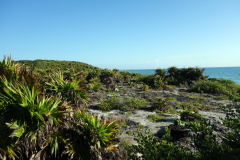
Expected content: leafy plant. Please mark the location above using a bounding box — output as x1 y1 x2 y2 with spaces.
152 99 169 111
73 110 119 149
99 96 148 111
190 79 240 95
98 97 121 111
122 96 148 111
186 120 233 159
126 130 133 135
180 109 205 122
147 114 167 122
130 83 137 87
123 112 133 116
141 84 149 91
88 83 101 92
128 128 191 160
46 70 88 104
155 68 166 77
135 124 145 129
154 75 165 89
173 119 185 125
0 75 70 159
165 107 177 114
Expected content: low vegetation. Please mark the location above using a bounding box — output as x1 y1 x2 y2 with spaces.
147 114 168 122
1 56 240 160
98 96 148 111
127 104 240 159
189 79 240 95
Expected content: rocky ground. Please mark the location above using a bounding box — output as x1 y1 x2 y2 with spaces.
85 83 235 146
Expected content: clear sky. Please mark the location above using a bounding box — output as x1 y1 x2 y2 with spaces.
1 0 240 69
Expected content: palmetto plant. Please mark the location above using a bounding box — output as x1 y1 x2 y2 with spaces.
65 109 119 159
154 75 165 89
75 110 119 148
0 56 43 89
46 71 88 105
0 76 71 159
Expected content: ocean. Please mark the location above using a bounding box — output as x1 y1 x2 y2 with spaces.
122 67 240 85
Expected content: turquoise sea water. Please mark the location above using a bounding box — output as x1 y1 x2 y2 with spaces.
123 67 240 85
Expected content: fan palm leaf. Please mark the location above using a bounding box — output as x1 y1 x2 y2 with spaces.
74 109 119 149
46 71 88 104
0 74 70 158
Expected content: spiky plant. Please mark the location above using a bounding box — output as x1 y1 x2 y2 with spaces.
0 75 71 159
65 109 119 159
46 71 88 105
0 56 43 90
154 75 165 89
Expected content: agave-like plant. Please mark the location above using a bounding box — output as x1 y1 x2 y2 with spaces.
65 109 119 159
46 71 88 105
154 75 165 89
0 76 71 159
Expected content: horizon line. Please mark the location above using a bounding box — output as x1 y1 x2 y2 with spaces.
121 66 240 70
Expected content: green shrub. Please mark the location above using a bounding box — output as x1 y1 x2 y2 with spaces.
98 96 148 111
123 112 133 116
98 97 121 111
86 70 100 82
165 107 177 114
167 67 205 85
137 75 155 87
186 117 240 159
122 96 148 111
141 84 149 91
228 92 240 102
180 109 205 122
147 114 167 122
213 95 229 100
187 95 210 101
128 128 192 160
72 110 119 159
154 75 166 89
176 101 213 111
119 138 131 159
130 83 137 87
88 83 101 92
190 79 240 95
173 119 185 125
100 69 114 82
165 97 177 102
152 99 169 111
155 68 166 77
126 130 133 135
135 124 145 129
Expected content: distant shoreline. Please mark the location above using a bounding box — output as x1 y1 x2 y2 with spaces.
121 66 240 71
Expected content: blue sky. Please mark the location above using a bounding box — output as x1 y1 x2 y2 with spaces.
1 0 240 69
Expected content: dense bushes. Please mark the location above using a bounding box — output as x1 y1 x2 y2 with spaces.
167 66 206 85
189 79 240 95
128 128 192 160
18 59 99 73
135 67 206 88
